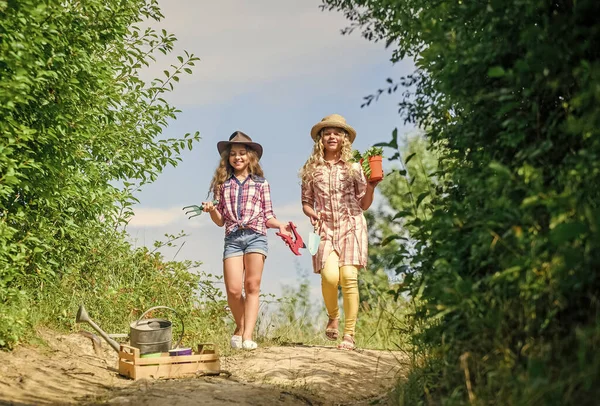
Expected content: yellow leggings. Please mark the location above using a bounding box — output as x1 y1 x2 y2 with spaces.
321 251 359 337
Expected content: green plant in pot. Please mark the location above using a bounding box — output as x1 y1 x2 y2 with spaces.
353 147 384 182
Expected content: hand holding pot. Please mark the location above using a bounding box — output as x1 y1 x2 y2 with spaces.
368 173 384 188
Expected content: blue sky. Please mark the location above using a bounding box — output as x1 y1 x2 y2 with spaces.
126 0 416 301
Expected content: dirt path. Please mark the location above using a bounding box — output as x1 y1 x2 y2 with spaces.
0 330 407 406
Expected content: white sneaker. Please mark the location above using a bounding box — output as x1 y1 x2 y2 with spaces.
230 335 242 349
242 340 257 350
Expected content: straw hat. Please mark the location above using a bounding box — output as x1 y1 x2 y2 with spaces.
310 114 356 143
217 131 263 159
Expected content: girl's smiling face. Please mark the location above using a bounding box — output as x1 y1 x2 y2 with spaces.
321 127 345 154
229 144 250 174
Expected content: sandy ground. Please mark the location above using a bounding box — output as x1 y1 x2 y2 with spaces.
0 329 407 406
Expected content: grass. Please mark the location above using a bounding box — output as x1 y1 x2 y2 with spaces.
253 270 410 352
2 229 411 406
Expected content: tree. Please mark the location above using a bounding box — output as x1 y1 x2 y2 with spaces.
378 130 439 226
322 0 600 404
363 130 439 294
0 0 199 347
355 132 439 348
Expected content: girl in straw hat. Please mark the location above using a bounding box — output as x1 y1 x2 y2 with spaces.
202 131 292 351
300 114 383 350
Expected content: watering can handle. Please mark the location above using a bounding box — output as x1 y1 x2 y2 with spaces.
135 306 185 350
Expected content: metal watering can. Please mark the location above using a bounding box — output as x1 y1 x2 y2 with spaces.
130 306 184 354
76 304 184 355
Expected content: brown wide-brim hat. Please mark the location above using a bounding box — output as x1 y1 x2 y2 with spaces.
217 131 263 159
310 114 356 143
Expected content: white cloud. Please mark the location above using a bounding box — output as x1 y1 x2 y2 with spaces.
140 0 392 105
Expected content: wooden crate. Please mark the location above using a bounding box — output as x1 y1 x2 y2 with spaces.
118 343 220 380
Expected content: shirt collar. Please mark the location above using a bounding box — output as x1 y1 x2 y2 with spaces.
229 173 252 183
323 156 345 166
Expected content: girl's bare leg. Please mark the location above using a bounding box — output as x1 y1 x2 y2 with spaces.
241 253 265 341
223 256 245 336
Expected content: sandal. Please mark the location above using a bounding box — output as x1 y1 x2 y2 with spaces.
337 335 355 350
324 318 339 341
325 328 339 341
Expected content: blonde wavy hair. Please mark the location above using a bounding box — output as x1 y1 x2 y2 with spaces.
299 129 356 186
208 145 264 199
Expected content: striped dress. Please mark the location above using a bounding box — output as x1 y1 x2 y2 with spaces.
301 160 368 273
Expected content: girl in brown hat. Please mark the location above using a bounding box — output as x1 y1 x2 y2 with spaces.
300 114 383 350
202 131 292 350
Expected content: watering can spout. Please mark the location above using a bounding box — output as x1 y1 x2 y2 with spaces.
76 304 121 353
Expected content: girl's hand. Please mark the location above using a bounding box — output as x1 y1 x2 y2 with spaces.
279 222 292 237
201 201 216 213
309 212 322 226
368 173 384 188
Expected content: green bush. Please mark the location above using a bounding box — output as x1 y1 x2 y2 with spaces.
33 231 229 350
323 0 600 404
0 0 205 347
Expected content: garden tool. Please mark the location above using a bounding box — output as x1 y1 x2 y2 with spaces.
76 304 121 353
76 304 184 355
308 218 321 256
183 200 218 219
276 222 305 256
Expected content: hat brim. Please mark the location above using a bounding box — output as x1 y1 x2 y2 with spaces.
217 141 263 159
310 121 356 143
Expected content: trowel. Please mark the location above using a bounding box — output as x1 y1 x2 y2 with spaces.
308 218 321 256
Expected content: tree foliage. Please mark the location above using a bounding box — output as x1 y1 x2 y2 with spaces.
0 0 201 347
323 0 600 404
365 131 439 293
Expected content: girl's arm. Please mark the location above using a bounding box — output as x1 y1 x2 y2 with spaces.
266 216 290 235
203 185 225 227
355 162 382 211
360 184 376 211
209 207 224 227
302 203 319 225
263 181 291 235
301 181 319 225
202 201 224 227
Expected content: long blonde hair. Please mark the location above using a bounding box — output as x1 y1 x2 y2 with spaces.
208 145 264 199
299 129 356 186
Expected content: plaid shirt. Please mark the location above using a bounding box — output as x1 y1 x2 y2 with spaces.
301 160 368 273
217 175 275 236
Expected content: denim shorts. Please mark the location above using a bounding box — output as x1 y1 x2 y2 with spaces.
223 229 268 260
